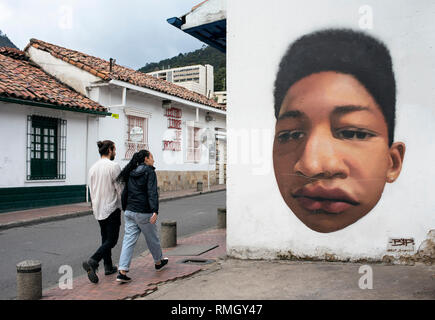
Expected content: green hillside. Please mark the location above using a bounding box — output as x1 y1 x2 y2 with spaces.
138 45 226 91
0 30 18 49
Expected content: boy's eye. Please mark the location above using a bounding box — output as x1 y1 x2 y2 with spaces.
336 129 375 140
276 130 305 143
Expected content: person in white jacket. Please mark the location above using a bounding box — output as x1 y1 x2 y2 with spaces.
82 140 123 284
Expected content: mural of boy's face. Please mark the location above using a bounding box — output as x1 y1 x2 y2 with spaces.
273 71 405 233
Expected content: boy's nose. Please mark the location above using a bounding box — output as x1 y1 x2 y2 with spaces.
293 128 349 179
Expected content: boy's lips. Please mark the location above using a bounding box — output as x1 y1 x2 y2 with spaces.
292 185 360 214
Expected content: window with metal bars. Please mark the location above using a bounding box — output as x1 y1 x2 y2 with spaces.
125 115 149 159
26 115 66 180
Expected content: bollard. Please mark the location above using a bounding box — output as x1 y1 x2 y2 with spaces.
16 260 42 300
160 220 177 248
197 181 203 192
217 207 226 229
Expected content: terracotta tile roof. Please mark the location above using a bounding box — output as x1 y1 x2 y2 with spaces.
26 39 225 111
0 47 29 61
192 0 209 11
0 47 108 114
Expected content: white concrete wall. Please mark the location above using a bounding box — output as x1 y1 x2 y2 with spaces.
182 0 226 30
227 0 435 260
94 86 226 172
0 102 99 188
27 46 101 96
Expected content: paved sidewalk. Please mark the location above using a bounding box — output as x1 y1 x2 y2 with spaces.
0 184 226 230
141 254 435 300
42 228 226 300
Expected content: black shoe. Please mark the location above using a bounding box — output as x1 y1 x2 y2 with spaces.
116 272 132 283
82 259 99 284
155 258 169 271
104 265 118 275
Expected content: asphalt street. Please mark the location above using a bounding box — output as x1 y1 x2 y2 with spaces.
0 191 226 300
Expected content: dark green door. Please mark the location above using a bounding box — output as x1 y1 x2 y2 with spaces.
30 116 58 179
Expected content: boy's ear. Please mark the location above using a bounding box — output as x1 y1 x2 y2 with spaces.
386 142 405 183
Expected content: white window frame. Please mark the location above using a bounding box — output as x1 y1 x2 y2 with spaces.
185 121 202 163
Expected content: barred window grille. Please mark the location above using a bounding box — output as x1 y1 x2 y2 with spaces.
125 115 149 159
26 115 66 180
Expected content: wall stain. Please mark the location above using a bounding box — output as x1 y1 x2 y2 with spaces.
269 230 435 266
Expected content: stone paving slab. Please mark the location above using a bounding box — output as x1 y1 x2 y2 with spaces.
142 258 435 300
41 228 226 300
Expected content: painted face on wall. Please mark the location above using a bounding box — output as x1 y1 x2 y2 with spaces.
273 71 405 233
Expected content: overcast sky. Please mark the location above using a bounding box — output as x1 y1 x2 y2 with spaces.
0 0 205 69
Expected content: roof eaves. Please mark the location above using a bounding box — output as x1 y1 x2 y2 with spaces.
0 95 111 116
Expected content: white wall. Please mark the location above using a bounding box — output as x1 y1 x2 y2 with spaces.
27 46 101 96
182 0 226 30
227 0 435 260
94 86 226 172
0 102 99 188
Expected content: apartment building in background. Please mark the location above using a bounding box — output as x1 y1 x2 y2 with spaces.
148 64 214 98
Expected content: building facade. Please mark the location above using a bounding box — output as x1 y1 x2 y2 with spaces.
148 64 214 98
0 47 109 212
25 39 227 194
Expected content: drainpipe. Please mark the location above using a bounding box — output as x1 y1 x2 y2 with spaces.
196 107 199 122
121 87 127 106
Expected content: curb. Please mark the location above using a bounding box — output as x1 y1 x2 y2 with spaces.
0 188 226 231
159 188 225 203
0 210 93 231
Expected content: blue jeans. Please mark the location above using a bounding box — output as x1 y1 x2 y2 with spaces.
118 210 163 272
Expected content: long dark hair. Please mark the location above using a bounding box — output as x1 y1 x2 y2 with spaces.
117 149 150 183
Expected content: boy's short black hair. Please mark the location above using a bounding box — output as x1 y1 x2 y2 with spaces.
274 28 396 145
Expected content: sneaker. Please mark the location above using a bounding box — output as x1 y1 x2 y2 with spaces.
82 259 99 284
155 258 169 271
104 265 118 276
116 272 132 283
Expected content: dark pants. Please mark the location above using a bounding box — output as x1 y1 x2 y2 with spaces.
90 208 121 268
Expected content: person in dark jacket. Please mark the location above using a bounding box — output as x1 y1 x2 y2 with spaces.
115 150 168 283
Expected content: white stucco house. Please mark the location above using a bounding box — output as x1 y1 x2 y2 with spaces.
0 47 109 212
24 39 227 194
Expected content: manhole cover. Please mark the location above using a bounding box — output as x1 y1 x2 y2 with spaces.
177 258 215 265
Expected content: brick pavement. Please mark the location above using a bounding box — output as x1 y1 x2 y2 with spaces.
0 185 226 230
41 228 226 300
